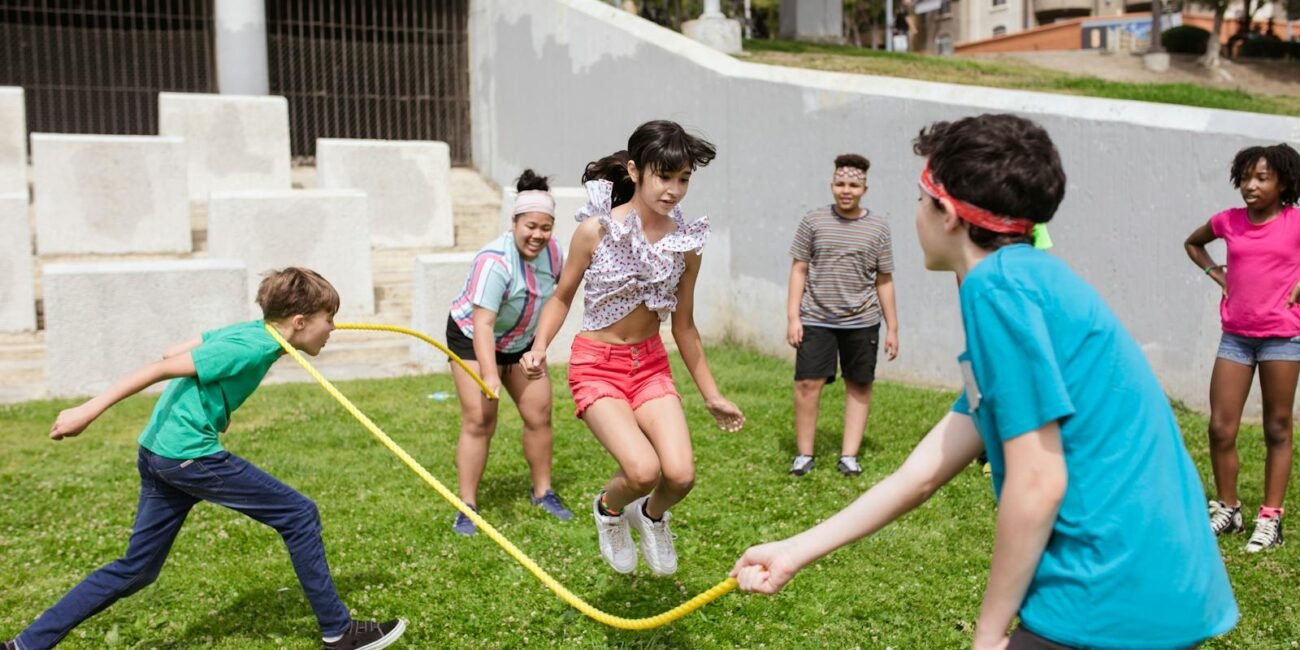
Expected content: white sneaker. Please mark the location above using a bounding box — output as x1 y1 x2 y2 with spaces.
1245 514 1284 553
592 493 637 573
627 496 678 576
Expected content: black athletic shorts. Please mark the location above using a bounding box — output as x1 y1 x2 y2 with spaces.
445 314 530 367
794 323 879 385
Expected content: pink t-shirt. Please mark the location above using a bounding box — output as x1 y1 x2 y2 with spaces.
1210 206 1300 338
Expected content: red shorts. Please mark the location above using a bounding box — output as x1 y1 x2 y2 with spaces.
567 334 680 418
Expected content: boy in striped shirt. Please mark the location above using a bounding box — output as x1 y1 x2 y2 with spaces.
786 154 899 477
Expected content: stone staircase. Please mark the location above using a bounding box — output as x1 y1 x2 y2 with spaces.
0 166 503 403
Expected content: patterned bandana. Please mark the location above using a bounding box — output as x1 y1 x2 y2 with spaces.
918 163 1035 236
833 166 866 184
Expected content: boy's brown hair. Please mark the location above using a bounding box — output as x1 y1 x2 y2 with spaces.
256 267 340 321
834 153 870 173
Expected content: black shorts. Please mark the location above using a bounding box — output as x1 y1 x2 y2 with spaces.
445 315 530 367
794 323 879 385
1007 628 1077 650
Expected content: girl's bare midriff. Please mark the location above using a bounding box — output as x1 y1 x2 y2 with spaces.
578 304 664 346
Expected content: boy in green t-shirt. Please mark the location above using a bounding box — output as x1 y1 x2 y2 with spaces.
5 268 407 650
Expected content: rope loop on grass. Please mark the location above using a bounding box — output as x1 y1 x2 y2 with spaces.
265 322 737 630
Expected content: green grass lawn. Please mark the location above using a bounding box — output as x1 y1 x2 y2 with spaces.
1 345 1294 648
743 39 1300 118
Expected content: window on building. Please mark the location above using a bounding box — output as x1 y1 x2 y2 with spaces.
992 25 1007 36
993 0 1007 6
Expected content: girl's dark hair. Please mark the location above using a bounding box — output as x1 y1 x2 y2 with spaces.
913 114 1066 250
582 120 716 208
1231 144 1300 207
582 150 635 207
515 168 550 193
834 153 870 173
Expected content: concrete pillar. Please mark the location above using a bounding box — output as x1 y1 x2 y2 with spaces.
683 0 743 53
779 0 843 43
215 0 269 95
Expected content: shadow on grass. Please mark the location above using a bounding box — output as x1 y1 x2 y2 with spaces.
591 576 710 649
160 571 397 648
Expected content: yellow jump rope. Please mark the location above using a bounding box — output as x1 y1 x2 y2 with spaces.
264 322 737 631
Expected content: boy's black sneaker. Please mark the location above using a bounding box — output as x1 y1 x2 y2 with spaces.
323 619 407 650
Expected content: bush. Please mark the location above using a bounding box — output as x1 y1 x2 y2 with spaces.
1288 40 1300 60
1161 25 1211 55
1240 37 1288 59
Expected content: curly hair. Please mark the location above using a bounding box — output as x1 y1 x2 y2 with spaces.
1231 143 1300 207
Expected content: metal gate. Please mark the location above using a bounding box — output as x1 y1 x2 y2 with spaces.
266 0 471 163
0 0 216 137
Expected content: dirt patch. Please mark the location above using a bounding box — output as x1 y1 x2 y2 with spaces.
969 50 1300 100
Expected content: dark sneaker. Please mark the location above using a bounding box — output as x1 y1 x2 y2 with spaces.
837 456 862 477
323 619 407 650
530 489 574 521
452 504 479 537
1245 513 1284 553
5 640 17 650
789 454 815 476
1208 500 1244 536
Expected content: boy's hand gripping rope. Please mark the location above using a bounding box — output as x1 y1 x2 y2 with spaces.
264 322 737 631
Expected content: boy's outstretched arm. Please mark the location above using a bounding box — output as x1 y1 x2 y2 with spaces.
731 411 983 593
162 336 201 359
50 348 198 440
974 422 1066 650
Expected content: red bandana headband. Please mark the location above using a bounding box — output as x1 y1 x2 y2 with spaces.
919 164 1035 236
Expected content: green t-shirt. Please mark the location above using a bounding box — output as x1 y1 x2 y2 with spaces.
137 320 284 459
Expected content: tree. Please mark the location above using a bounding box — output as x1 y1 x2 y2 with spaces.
1196 0 1269 68
844 0 887 48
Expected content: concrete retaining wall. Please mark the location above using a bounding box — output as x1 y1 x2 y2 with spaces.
316 139 454 248
159 92 292 202
469 0 1300 415
31 134 190 254
0 193 35 332
207 190 374 317
0 87 25 196
44 260 248 397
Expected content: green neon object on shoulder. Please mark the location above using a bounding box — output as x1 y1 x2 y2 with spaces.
1032 224 1053 250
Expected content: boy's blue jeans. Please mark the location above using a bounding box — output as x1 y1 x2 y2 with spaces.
16 448 352 649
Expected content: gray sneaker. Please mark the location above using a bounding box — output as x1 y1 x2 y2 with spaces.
789 454 815 476
837 456 863 477
452 504 479 537
530 489 574 521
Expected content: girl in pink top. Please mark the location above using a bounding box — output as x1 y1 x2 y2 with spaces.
1185 143 1300 553
522 120 745 576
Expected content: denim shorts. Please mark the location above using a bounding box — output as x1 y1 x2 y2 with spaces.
1217 332 1300 366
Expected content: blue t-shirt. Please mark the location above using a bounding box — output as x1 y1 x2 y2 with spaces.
952 245 1237 649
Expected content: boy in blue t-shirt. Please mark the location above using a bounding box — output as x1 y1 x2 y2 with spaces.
731 115 1237 649
5 268 407 650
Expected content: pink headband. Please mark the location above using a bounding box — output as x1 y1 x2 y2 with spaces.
513 190 555 217
833 166 866 183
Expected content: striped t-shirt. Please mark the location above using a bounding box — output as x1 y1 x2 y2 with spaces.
789 205 894 328
449 231 563 353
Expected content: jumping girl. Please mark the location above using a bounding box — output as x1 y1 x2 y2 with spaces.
522 120 745 576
